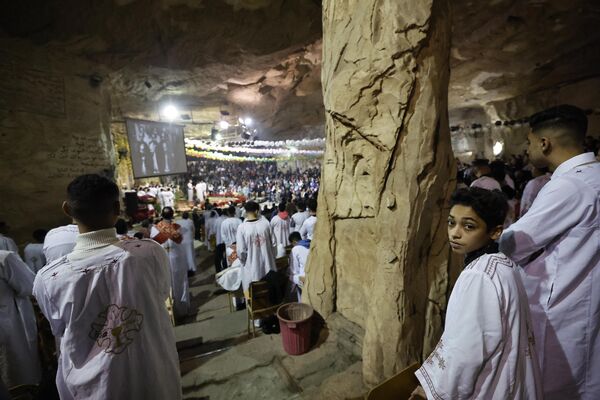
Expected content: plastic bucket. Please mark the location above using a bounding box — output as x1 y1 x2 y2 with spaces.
277 302 314 355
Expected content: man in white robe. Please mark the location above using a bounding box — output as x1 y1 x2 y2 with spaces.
33 174 181 399
0 223 18 254
163 187 175 208
151 207 189 319
177 212 196 273
213 210 227 272
235 201 277 294
299 199 318 241
500 105 600 399
187 180 194 203
414 187 541 399
24 229 47 273
43 222 79 263
286 232 309 302
270 203 291 258
291 200 309 233
204 210 217 251
195 180 207 204
0 250 41 388
469 160 502 191
519 167 551 216
221 206 242 248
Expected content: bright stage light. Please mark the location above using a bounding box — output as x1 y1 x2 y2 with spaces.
289 146 298 153
493 141 504 156
219 120 229 130
162 104 179 121
215 133 222 140
244 117 253 126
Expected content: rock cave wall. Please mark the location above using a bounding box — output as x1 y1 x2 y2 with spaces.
303 0 455 385
0 40 113 246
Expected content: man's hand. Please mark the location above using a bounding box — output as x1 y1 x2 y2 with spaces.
408 385 427 400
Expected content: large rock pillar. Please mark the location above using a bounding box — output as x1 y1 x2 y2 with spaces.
303 0 455 385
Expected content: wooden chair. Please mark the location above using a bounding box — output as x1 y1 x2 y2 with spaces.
228 287 244 313
246 281 283 337
365 362 420 400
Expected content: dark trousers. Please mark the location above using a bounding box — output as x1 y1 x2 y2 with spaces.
215 243 227 273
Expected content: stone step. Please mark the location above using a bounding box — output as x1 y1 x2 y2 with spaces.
175 308 248 351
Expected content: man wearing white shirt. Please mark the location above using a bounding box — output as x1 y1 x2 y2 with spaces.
286 232 310 302
270 202 291 257
23 229 47 273
221 206 242 248
299 199 318 241
500 105 600 400
195 180 207 204
177 212 196 274
235 201 277 295
291 200 309 233
0 222 18 254
186 180 194 203
43 221 79 263
163 187 176 208
469 159 502 191
0 250 41 388
33 174 181 400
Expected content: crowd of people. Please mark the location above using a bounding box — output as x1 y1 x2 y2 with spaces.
186 159 320 202
1 104 599 399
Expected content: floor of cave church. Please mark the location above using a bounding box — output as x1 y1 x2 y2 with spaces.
175 244 367 400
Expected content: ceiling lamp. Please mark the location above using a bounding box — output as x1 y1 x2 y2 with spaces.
161 104 179 122
244 117 253 126
219 120 230 130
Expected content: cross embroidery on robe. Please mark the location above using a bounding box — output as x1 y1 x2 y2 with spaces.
89 304 144 355
426 338 446 370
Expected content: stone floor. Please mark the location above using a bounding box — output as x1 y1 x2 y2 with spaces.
175 245 368 400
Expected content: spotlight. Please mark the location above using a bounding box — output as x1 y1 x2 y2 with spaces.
219 120 229 130
162 104 179 122
244 117 253 126
215 133 222 140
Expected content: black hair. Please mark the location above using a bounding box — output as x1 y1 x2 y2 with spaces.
162 206 174 220
307 199 318 212
216 208 223 216
32 229 48 243
244 201 259 213
295 200 306 211
529 104 587 145
182 212 189 219
66 174 120 226
115 218 128 234
278 202 286 212
133 232 144 239
450 187 508 231
228 205 236 216
141 219 150 228
289 231 302 243
489 160 506 182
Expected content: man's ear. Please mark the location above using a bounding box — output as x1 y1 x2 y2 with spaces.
540 136 552 154
489 224 503 241
62 201 73 218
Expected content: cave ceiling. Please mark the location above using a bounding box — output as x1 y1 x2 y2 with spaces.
2 0 599 139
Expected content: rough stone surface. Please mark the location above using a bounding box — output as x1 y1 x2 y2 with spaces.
303 0 455 385
0 40 114 245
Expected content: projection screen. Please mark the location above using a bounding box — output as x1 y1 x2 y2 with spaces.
125 119 188 178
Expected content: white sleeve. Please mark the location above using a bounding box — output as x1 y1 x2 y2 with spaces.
500 178 584 264
5 252 35 297
415 271 502 399
299 222 308 240
236 226 247 264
